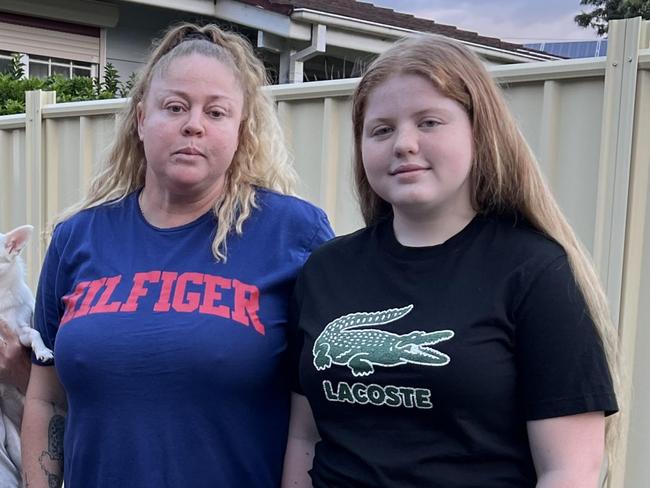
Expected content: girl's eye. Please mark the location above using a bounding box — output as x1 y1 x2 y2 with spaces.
420 119 440 128
371 126 392 137
209 109 225 119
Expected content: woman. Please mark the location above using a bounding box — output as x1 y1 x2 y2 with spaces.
283 35 618 487
22 23 332 488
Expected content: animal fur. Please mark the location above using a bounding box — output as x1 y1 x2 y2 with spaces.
0 225 53 481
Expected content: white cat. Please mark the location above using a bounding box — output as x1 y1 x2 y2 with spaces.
0 225 53 485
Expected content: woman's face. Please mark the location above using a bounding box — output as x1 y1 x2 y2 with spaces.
361 73 474 220
137 53 244 199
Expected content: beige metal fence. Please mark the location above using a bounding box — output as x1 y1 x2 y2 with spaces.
1 17 649 487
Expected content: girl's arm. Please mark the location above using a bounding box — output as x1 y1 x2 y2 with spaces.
528 411 605 488
21 364 67 488
281 393 320 488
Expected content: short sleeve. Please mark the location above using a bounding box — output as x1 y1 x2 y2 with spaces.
286 208 332 394
514 254 618 420
306 209 334 256
286 270 306 394
32 226 64 366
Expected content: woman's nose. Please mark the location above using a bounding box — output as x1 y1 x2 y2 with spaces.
182 109 205 136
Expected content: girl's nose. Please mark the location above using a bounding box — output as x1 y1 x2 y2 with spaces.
393 126 419 157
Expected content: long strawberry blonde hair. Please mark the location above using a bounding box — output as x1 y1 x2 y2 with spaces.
57 23 296 261
352 34 620 463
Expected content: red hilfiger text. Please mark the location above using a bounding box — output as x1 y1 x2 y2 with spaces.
60 271 266 335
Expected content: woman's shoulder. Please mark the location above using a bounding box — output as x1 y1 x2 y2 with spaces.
254 188 332 234
253 188 334 251
255 188 325 219
53 193 136 240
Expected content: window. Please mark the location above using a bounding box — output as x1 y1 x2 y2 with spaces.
0 50 96 78
28 55 94 78
0 51 11 74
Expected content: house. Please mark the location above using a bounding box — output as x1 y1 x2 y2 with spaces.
0 0 559 85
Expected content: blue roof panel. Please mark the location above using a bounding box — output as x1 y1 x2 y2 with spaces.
524 40 608 58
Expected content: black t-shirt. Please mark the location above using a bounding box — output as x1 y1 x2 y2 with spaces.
291 213 617 488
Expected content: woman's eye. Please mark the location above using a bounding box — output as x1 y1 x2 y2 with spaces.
166 104 184 113
209 110 225 119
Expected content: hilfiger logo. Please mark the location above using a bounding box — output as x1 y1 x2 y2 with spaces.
313 305 454 409
60 271 265 335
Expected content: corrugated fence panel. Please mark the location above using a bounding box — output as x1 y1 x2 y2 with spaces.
44 114 118 215
500 76 606 253
0 126 27 232
0 68 611 276
277 94 361 234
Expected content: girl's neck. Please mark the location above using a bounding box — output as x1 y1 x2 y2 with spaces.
392 207 477 247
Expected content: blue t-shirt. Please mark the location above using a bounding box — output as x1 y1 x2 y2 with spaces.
34 189 333 488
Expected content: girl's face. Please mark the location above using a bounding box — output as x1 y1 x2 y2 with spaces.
137 53 244 199
361 73 474 221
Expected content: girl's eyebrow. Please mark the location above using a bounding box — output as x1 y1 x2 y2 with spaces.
412 107 453 118
365 107 453 124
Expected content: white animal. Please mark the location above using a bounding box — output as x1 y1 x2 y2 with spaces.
0 225 53 484
0 225 52 361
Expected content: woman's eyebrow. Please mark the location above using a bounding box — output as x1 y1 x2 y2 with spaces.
157 89 237 103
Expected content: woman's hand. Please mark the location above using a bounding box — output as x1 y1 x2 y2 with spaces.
0 319 31 394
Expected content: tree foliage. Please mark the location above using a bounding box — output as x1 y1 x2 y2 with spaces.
575 0 650 36
0 59 136 115
8 53 24 80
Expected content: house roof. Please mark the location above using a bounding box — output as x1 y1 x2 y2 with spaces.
237 0 557 61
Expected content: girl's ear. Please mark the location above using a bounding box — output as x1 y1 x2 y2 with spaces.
5 225 33 256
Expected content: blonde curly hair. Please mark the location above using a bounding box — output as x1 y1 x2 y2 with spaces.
57 23 296 261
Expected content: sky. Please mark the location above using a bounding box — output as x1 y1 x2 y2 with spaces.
369 0 602 44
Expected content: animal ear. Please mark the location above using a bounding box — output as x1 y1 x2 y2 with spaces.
5 225 34 256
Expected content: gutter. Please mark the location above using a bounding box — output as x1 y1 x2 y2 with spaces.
291 8 559 63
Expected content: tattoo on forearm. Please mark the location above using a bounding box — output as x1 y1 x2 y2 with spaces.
37 414 64 488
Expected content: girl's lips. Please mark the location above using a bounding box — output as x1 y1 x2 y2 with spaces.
390 163 429 175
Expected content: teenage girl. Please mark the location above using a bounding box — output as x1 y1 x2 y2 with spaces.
282 34 618 488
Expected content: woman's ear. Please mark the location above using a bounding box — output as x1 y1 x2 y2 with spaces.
136 102 145 142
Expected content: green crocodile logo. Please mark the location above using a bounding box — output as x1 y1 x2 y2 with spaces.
313 305 454 377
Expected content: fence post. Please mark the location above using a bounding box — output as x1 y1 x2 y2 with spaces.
609 19 650 488
24 89 56 291
593 17 643 326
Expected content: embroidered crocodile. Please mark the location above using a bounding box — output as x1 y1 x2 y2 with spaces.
313 305 454 377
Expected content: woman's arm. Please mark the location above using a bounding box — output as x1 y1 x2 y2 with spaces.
282 393 320 488
0 319 31 394
528 411 605 488
21 364 67 488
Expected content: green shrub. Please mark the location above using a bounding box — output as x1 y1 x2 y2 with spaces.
0 62 134 115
